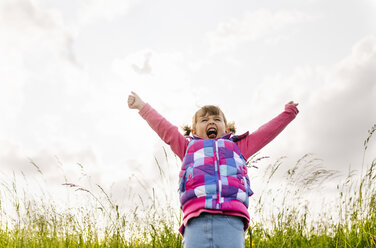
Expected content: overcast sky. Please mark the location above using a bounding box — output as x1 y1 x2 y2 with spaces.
1 0 376 214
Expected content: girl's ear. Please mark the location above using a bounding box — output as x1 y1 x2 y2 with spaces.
191 129 196 135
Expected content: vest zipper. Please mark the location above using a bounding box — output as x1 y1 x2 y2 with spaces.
214 140 223 208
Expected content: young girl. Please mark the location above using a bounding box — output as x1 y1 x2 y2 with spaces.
128 91 299 248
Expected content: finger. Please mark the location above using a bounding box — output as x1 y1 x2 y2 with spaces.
128 95 135 106
287 101 299 107
131 91 139 98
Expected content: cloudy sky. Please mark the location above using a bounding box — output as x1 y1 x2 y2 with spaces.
1 0 376 215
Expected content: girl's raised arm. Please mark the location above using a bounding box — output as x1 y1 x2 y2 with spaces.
128 92 189 160
237 101 299 161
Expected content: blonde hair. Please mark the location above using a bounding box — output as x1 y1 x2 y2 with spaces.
182 105 236 136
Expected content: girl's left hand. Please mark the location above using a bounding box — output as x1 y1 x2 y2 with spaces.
287 101 299 107
128 91 146 110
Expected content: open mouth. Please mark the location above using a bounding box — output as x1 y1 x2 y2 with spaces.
206 127 217 139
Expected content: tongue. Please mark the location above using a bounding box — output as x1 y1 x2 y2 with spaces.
207 130 217 139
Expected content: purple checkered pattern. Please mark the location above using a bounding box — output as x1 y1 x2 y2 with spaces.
179 134 253 210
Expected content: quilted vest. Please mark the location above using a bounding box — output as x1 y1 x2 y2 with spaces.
178 133 253 211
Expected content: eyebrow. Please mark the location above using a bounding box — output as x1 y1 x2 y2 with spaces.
198 115 222 120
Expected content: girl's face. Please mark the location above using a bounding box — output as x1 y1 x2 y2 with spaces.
192 113 228 139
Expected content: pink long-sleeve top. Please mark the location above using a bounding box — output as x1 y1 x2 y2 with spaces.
139 103 299 235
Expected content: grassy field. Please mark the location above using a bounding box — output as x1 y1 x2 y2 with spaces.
0 124 375 247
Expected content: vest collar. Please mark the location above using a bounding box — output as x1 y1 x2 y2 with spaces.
191 132 232 140
188 131 249 141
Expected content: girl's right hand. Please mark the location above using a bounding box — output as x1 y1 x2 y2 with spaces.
128 91 146 110
287 101 299 107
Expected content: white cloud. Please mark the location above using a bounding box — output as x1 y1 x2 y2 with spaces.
258 36 376 172
77 0 140 25
0 0 83 140
0 141 99 186
0 0 101 178
0 0 78 64
307 36 376 163
206 9 314 53
112 49 195 118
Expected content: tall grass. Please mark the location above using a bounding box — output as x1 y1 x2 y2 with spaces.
0 124 375 247
248 124 376 248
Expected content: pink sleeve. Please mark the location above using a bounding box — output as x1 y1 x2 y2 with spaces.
138 103 189 161
237 104 299 160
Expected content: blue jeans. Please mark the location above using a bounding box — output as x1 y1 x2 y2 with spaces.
183 213 245 248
